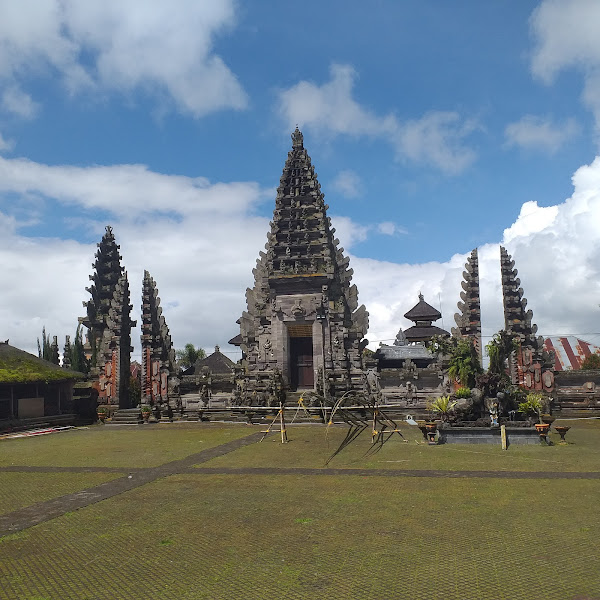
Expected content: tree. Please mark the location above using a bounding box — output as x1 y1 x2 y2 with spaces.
128 375 141 406
70 324 90 374
175 343 206 370
486 330 519 375
37 327 59 365
447 338 482 388
581 352 600 370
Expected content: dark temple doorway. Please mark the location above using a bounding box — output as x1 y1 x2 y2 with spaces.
289 336 314 390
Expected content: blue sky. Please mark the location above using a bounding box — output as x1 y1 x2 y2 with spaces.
1 0 599 359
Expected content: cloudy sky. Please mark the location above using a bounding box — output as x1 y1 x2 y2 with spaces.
1 0 599 363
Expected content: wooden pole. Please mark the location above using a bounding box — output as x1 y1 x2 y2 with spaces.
372 405 378 444
501 424 507 450
280 403 287 443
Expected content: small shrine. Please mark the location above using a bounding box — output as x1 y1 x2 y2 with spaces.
374 294 450 407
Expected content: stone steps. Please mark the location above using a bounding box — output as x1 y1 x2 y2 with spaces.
109 408 143 425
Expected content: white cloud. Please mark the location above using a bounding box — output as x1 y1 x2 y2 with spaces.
0 132 14 152
503 201 559 243
505 115 579 153
396 111 478 175
2 152 600 367
530 0 600 129
352 157 600 352
0 0 247 118
0 157 269 359
332 169 363 199
329 215 369 250
499 156 600 338
0 157 265 219
277 64 478 174
1 86 40 119
376 221 406 236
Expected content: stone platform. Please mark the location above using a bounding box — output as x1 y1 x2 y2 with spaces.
439 426 542 445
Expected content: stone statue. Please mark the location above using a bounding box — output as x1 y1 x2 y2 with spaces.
489 402 499 427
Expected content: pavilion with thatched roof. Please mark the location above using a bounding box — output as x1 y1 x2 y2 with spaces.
0 341 84 424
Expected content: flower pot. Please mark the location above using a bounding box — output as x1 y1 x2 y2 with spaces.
97 412 106 423
142 411 151 422
535 423 550 442
416 420 428 440
425 422 437 444
541 414 555 426
554 425 570 442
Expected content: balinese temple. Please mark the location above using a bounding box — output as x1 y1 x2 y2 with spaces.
231 128 369 397
79 226 136 408
140 270 176 406
403 293 449 343
374 294 450 406
500 246 554 392
452 249 483 364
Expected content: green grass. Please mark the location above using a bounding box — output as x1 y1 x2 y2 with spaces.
0 420 599 599
1 473 599 599
0 423 251 468
0 472 121 516
200 419 600 472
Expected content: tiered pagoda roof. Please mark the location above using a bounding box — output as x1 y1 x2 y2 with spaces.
254 127 358 294
236 128 368 395
403 294 449 342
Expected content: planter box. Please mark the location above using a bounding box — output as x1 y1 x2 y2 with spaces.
439 427 541 445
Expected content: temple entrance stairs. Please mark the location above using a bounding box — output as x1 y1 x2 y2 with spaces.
109 408 143 425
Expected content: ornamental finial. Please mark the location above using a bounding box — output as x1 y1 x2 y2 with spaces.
291 126 303 148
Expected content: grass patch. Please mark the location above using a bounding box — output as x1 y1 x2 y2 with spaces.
0 423 250 468
0 420 599 599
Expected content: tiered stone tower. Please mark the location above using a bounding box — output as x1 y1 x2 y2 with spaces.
500 246 553 391
140 270 176 406
233 128 369 399
79 226 136 407
452 249 482 364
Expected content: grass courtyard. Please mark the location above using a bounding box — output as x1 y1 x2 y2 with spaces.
0 420 599 599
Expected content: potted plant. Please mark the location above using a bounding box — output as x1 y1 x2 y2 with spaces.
97 406 107 423
518 393 550 438
426 395 457 423
141 405 152 422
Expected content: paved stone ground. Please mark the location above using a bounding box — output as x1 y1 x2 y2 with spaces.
2 426 600 599
0 432 263 537
2 430 599 538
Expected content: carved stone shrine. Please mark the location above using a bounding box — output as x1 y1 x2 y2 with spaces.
230 128 369 399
